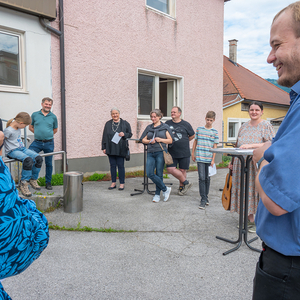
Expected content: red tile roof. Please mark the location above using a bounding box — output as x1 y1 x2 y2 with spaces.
223 56 290 108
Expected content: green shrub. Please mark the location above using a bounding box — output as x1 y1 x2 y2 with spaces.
88 173 106 181
38 173 64 186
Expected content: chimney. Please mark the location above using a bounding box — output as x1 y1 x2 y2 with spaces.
228 39 238 63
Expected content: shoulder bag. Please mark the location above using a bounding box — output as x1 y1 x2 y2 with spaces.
159 142 173 165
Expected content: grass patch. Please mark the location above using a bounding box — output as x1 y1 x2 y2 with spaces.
38 173 64 186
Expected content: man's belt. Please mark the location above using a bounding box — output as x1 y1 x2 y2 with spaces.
35 139 53 143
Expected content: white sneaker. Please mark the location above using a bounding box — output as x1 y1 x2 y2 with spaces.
163 187 171 202
152 195 160 202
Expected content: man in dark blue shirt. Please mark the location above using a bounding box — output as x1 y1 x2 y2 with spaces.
252 2 300 299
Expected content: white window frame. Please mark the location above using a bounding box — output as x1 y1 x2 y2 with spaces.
0 26 26 93
227 118 249 141
137 68 183 120
146 0 176 19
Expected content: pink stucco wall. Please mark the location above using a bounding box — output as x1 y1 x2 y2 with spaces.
51 0 224 160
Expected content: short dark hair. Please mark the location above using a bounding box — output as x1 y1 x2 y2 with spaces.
248 101 263 111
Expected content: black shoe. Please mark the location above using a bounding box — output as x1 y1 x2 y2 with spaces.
46 182 53 190
108 185 116 190
118 187 124 190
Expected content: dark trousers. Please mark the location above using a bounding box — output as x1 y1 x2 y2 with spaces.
108 155 125 184
197 162 210 204
252 242 300 300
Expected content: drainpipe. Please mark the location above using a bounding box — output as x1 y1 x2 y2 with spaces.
39 0 67 171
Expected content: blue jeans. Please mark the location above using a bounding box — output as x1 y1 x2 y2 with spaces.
7 147 41 181
29 140 54 184
197 162 210 203
146 151 167 195
108 155 125 184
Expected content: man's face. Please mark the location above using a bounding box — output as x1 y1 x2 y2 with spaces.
41 100 53 113
267 10 300 87
171 107 181 120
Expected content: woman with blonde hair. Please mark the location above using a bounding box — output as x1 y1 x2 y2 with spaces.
3 112 43 197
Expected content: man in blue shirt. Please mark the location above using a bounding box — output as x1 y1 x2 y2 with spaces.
252 2 300 299
29 97 58 190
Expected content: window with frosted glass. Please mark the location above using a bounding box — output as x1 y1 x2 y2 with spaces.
0 31 21 87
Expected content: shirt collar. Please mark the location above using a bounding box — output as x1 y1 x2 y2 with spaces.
290 80 300 104
38 109 52 116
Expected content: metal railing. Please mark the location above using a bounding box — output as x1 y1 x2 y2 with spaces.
3 151 67 186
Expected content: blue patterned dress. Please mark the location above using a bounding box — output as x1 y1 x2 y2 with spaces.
0 158 49 299
230 120 275 215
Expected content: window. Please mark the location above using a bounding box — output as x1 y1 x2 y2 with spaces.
0 28 25 92
138 70 182 118
228 121 238 139
146 0 176 18
227 118 249 141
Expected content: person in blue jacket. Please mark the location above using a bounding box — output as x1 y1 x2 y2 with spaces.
0 131 49 299
252 2 300 299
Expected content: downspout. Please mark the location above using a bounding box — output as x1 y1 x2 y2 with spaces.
39 0 67 170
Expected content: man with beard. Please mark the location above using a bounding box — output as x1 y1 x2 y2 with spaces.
252 2 300 299
29 97 58 190
166 106 195 195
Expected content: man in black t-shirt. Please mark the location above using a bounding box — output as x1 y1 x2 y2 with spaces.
166 107 195 195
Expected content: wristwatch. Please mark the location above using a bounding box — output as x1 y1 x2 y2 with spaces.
256 157 265 169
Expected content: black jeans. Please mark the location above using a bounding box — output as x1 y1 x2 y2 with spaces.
108 155 125 184
252 242 300 299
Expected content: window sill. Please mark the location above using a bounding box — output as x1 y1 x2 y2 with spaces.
0 86 28 94
146 6 176 20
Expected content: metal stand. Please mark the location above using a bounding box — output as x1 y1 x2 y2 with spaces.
216 155 260 255
131 143 155 196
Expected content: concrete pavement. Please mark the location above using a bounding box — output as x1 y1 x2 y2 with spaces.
3 169 261 300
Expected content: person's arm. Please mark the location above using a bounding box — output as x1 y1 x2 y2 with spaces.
189 134 195 141
120 121 132 139
191 139 197 162
29 125 34 133
211 143 217 166
255 160 288 216
155 131 173 144
252 141 271 164
239 142 268 149
53 128 58 135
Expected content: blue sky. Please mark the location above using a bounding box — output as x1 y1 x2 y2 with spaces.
224 0 295 79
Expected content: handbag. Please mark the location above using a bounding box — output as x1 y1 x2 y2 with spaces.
159 143 173 165
221 169 232 210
